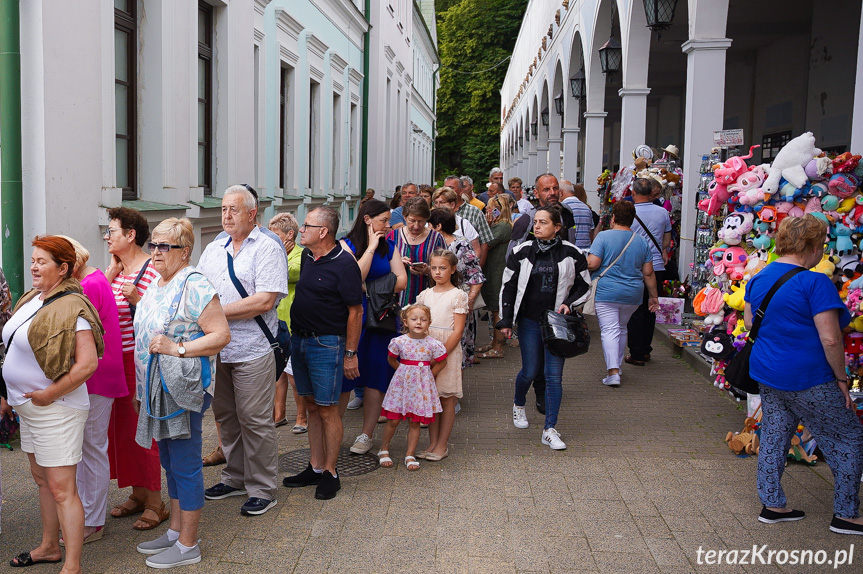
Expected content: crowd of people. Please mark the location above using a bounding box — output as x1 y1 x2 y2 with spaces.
0 171 684 570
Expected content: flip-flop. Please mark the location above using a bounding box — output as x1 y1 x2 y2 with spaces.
275 419 289 428
405 456 420 471
10 551 62 568
378 450 393 468
291 424 308 434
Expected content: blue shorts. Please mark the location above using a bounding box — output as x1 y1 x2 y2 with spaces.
291 334 345 406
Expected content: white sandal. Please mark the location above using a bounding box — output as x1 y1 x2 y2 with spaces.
378 450 393 468
405 455 420 471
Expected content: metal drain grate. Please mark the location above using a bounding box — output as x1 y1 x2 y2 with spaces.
278 447 379 477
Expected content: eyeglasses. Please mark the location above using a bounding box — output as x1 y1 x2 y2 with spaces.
299 224 324 232
103 227 124 238
147 242 185 253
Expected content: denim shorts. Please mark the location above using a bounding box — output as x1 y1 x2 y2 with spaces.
291 334 345 406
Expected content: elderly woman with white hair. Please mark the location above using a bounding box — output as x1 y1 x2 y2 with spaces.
133 218 230 567
57 236 128 545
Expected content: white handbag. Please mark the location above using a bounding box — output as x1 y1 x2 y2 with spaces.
583 232 636 316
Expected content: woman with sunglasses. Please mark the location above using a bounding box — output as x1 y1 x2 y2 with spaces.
132 218 230 567
103 207 168 531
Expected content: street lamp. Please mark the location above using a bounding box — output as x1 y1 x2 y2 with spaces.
643 0 678 33
530 119 538 137
569 67 586 100
553 92 564 116
540 106 549 127
598 2 622 75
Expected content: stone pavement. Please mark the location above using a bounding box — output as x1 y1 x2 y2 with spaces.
0 316 857 573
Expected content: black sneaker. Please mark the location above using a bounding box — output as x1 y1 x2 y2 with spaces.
758 506 805 524
240 497 278 516
314 470 341 500
535 397 546 415
204 482 247 500
282 463 322 488
830 515 863 535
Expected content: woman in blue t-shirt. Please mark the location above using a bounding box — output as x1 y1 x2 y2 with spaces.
745 215 863 534
586 201 659 387
338 200 408 456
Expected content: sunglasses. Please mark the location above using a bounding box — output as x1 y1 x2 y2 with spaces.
147 242 185 253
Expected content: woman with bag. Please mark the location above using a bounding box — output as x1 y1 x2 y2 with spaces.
338 200 407 456
585 201 659 387
132 218 230 568
477 195 514 359
497 206 591 450
744 215 863 534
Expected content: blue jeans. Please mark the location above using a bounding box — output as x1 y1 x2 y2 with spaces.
291 334 346 406
158 393 211 512
513 318 565 429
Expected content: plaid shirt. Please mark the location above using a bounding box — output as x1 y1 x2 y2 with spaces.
457 202 493 244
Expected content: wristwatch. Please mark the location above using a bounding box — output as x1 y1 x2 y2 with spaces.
177 343 186 357
345 349 357 358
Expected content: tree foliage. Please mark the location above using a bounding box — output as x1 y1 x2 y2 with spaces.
435 0 528 184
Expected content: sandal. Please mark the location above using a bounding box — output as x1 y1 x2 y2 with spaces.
202 445 226 466
9 551 61 568
291 424 308 434
378 450 393 468
405 456 420 471
476 344 493 353
476 349 504 359
132 502 170 531
110 495 146 518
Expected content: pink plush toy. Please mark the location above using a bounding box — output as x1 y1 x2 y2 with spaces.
697 178 732 216
829 173 860 199
728 166 765 205
709 246 749 281
714 145 761 185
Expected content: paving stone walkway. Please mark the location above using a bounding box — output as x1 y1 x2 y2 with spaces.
0 317 856 572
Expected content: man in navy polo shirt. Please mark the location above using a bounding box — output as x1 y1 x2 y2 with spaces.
282 206 363 500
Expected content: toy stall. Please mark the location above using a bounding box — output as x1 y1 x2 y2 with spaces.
684 131 863 461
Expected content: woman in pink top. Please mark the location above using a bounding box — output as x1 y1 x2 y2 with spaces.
62 236 128 544
103 207 167 531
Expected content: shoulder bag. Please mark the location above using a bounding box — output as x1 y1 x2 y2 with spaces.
0 291 73 399
540 309 590 358
226 253 290 380
365 272 400 333
724 266 805 398
583 232 636 316
128 259 151 320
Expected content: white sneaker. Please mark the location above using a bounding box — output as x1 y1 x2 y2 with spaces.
347 396 363 410
349 433 373 454
454 402 461 414
602 374 621 387
542 428 567 450
512 404 529 429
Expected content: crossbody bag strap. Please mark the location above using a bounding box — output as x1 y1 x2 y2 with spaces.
633 212 662 254
131 259 151 286
160 271 202 335
226 253 279 349
597 232 637 280
748 266 806 343
3 291 74 357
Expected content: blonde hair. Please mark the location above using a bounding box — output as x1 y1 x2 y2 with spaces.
399 304 432 334
432 186 458 205
56 235 90 270
488 194 513 226
152 217 195 251
268 212 299 240
774 214 827 257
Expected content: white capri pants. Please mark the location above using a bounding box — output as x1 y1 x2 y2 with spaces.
76 394 114 527
595 301 640 371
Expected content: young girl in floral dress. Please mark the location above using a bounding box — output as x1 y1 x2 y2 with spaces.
378 305 448 471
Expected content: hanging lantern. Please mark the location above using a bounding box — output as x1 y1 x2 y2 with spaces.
540 106 550 127
643 0 678 33
553 92 564 116
569 67 586 99
598 36 622 75
530 119 538 137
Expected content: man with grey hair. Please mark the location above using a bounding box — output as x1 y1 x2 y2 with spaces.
198 185 288 516
559 179 594 249
388 182 418 229
444 175 493 267
282 206 363 500
459 175 484 210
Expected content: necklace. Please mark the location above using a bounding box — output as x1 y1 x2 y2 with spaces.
405 228 424 243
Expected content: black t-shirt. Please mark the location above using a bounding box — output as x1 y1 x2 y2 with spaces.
291 245 363 336
519 249 558 322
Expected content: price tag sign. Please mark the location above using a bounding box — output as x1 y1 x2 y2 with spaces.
713 129 744 147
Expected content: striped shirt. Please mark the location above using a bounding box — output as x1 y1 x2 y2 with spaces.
111 261 159 352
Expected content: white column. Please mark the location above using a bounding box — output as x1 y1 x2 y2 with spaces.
583 111 607 193
679 38 732 278
528 151 538 184
562 127 580 181
547 138 562 178
536 145 549 176
618 87 651 169
852 7 863 151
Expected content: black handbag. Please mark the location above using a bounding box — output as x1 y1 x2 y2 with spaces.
365 273 400 333
725 266 805 398
540 309 590 358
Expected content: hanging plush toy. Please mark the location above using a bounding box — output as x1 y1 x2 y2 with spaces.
761 132 822 195
717 212 754 245
714 145 761 186
709 246 749 281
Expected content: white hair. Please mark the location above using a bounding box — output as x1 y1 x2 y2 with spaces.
489 167 503 177
223 185 256 211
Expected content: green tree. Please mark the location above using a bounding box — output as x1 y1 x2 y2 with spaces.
435 0 527 185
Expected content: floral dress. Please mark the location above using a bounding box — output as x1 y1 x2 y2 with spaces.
381 335 447 423
416 287 468 398
447 236 485 368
